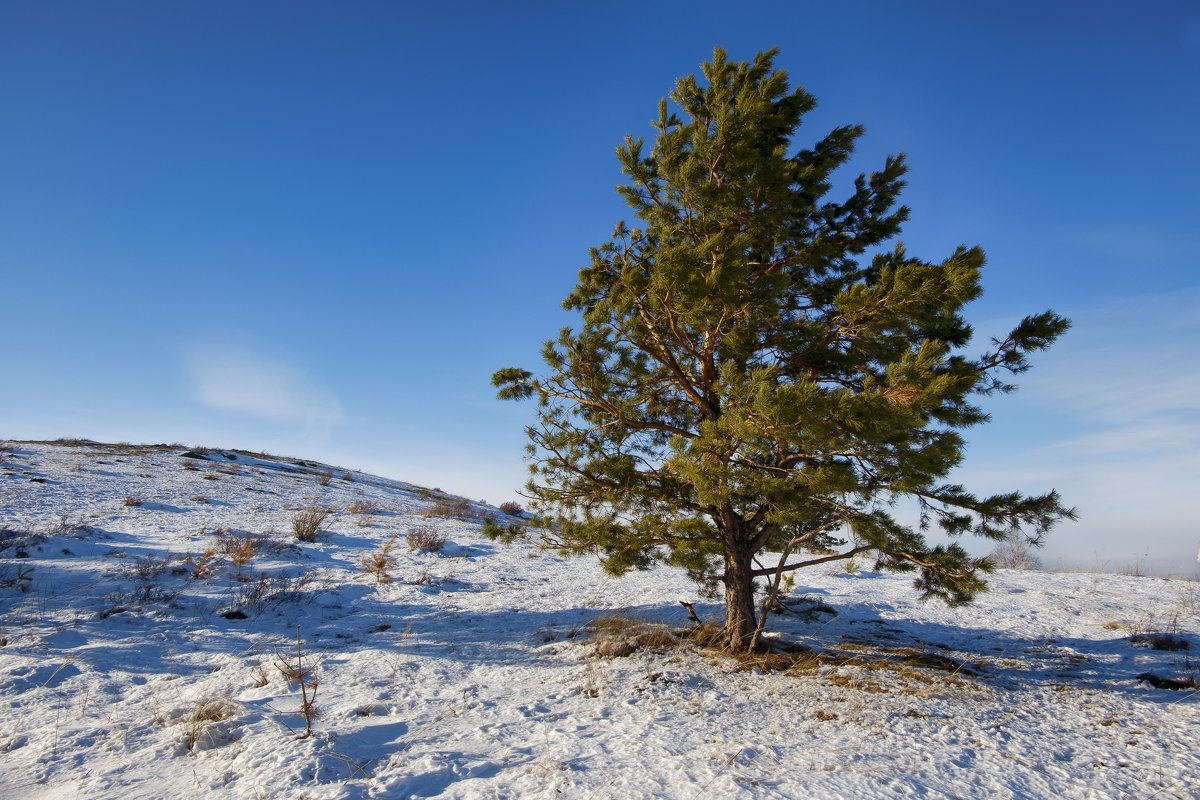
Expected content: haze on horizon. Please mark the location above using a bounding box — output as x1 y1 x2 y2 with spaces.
2 1 1197 576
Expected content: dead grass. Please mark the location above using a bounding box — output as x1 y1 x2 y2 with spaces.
591 614 680 658
123 495 144 507
733 648 825 675
49 513 93 535
182 698 239 751
292 506 332 542
346 499 380 515
420 497 472 520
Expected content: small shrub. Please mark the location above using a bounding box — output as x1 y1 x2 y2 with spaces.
499 500 524 517
292 506 332 542
420 497 471 520
316 471 333 487
406 526 446 553
50 513 92 535
217 533 260 575
346 499 379 515
0 527 44 555
190 494 210 503
990 530 1042 570
227 571 311 615
120 554 174 581
276 628 319 738
123 496 144 507
188 549 219 580
1131 632 1190 652
0 565 34 593
360 535 399 583
250 662 270 688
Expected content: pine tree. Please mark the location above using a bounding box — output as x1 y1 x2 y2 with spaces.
493 48 1075 653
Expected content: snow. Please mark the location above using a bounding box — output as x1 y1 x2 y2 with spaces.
1 440 1197 799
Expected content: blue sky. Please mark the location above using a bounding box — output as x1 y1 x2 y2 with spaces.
2 1 1197 574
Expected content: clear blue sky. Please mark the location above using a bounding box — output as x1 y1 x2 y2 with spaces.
3 1 1197 574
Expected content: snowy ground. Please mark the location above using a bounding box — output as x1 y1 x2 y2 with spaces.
1 440 1197 799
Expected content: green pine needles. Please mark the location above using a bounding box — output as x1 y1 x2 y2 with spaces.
494 48 1075 653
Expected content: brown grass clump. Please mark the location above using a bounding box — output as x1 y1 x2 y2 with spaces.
292 506 332 542
591 614 679 658
123 496 144 507
183 698 239 751
406 526 446 553
346 499 379 515
420 498 471 520
734 648 824 675
498 500 524 517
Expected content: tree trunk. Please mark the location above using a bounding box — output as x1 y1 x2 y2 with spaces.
722 541 759 653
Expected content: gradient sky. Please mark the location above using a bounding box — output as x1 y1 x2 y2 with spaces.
2 1 1198 574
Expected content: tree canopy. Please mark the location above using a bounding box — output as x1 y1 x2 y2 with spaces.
494 48 1075 653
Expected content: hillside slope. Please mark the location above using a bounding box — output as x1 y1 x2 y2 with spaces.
1 440 1197 799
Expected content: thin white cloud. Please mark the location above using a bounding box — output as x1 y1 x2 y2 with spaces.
186 347 344 430
1051 421 1199 456
1022 290 1200 431
964 289 1200 572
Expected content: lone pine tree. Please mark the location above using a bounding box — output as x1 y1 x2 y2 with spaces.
494 48 1074 653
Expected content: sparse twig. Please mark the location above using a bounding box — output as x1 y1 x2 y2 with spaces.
276 626 319 738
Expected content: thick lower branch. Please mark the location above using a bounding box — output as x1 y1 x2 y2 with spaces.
749 544 873 577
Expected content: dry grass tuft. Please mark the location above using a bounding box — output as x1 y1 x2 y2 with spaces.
346 499 380 515
123 495 144 507
183 698 239 751
734 648 824 674
292 506 332 542
420 497 472 520
591 614 680 658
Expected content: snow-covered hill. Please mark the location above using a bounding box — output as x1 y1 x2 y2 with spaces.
1 440 1197 798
